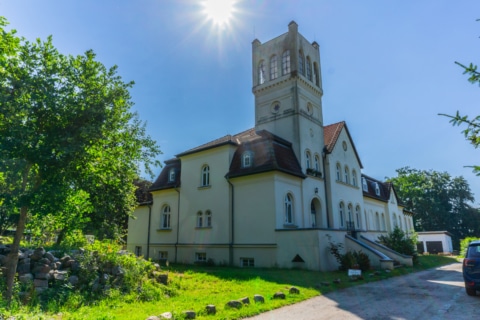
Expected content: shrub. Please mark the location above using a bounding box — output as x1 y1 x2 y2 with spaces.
378 227 418 263
460 237 480 257
328 238 371 271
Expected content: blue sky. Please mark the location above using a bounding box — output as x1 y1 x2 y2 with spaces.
1 0 480 202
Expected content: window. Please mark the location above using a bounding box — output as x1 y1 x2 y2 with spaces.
240 258 254 267
282 50 291 75
352 170 357 187
197 211 203 228
336 163 341 181
313 62 320 86
205 210 212 227
258 60 265 84
134 246 142 257
339 202 345 228
356 206 361 229
375 182 380 196
381 213 386 231
314 155 320 171
311 202 317 227
270 55 278 80
399 217 403 230
306 56 312 80
375 212 380 230
344 166 350 184
159 251 168 261
364 210 369 231
347 204 353 226
393 214 398 227
161 205 171 229
201 165 210 186
362 177 368 192
298 50 304 75
285 194 294 224
305 151 311 169
242 152 252 168
168 169 175 182
195 252 207 262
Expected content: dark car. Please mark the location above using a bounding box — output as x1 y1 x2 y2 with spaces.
463 240 480 296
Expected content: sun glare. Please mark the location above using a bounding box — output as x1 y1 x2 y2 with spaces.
202 0 235 27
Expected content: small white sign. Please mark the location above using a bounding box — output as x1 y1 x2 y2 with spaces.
348 269 362 276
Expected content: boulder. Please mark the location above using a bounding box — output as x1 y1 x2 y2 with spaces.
273 292 286 299
206 305 216 315
18 273 34 284
183 311 196 319
159 312 172 319
289 286 300 294
240 297 250 305
226 300 242 309
30 247 46 261
254 294 265 303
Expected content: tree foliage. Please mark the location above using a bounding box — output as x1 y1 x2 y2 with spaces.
0 16 161 302
377 226 418 263
387 167 479 249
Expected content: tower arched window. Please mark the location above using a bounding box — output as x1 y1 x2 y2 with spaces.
313 62 320 86
270 55 278 80
284 194 294 224
344 166 350 184
314 155 320 171
339 202 345 228
282 50 291 75
305 151 311 169
298 50 305 75
201 165 210 187
258 60 266 84
336 163 341 181
306 56 312 81
161 205 171 229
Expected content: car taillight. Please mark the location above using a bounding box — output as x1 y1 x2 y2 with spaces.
464 259 476 267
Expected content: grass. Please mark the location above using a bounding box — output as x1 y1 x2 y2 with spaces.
0 255 458 320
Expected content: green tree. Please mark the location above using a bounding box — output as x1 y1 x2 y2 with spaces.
439 61 480 175
0 17 161 302
388 167 477 249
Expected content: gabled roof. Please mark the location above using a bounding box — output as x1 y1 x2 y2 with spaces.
227 130 305 179
324 121 363 169
149 158 181 192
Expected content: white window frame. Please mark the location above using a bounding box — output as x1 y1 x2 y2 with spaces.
314 155 320 171
282 50 290 75
134 246 142 257
355 206 361 229
339 202 345 228
197 211 203 228
161 205 171 229
352 170 357 187
159 251 168 261
242 152 252 168
305 151 311 169
344 166 350 184
240 258 255 267
284 194 294 224
195 252 207 262
258 60 265 84
205 210 212 227
298 50 304 75
306 56 312 80
362 177 368 192
201 165 210 187
336 163 341 181
168 169 175 182
270 55 278 80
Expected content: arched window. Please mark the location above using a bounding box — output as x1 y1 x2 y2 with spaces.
201 165 210 186
197 211 203 227
339 202 345 228
393 213 398 227
314 155 320 171
282 50 291 75
305 151 311 169
313 62 320 86
242 152 252 168
381 213 386 231
336 163 341 181
362 177 368 192
258 60 265 85
364 210 369 230
168 169 175 182
310 201 316 227
355 206 361 229
205 210 212 227
375 212 380 230
347 204 353 228
285 194 294 224
306 56 312 81
298 50 305 75
270 55 278 80
344 166 350 184
375 182 380 196
352 170 357 187
161 205 171 229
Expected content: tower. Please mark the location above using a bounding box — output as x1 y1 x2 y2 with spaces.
252 21 325 173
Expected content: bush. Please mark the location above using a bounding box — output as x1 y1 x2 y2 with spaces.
328 238 371 271
378 227 418 263
460 237 480 257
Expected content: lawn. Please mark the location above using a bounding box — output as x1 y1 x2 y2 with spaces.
1 255 458 320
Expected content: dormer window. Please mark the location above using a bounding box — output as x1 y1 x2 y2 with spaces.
242 152 253 168
362 177 368 192
168 169 175 182
375 182 380 196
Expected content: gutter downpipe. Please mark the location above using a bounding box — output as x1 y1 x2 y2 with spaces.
226 177 234 266
146 202 153 260
322 147 331 228
174 186 180 263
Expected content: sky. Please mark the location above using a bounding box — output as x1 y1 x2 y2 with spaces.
1 0 480 203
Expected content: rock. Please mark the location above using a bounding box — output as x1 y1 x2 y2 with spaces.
273 292 286 299
44 252 55 262
241 297 250 304
112 265 124 276
289 286 300 294
53 270 68 281
18 273 34 284
226 300 243 309
16 262 31 275
254 294 265 303
32 263 51 274
68 275 79 286
35 272 50 280
153 271 168 285
34 279 48 288
183 310 196 319
30 247 46 261
206 305 216 314
99 273 109 285
159 312 172 319
146 317 160 320
39 257 51 265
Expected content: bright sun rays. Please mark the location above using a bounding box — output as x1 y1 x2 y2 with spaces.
202 0 236 28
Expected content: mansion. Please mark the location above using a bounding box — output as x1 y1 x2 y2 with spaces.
127 22 414 271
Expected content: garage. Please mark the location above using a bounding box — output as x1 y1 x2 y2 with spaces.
417 231 453 254
426 241 443 254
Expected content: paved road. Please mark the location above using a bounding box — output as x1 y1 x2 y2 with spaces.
248 262 480 320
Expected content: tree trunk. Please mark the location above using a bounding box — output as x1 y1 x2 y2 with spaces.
4 205 28 304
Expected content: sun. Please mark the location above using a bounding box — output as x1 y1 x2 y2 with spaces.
202 0 236 27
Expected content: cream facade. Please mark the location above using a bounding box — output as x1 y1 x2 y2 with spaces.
127 22 414 271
